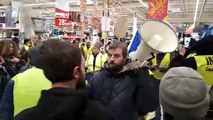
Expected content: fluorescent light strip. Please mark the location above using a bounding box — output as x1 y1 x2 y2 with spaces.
25 2 55 7
0 6 7 9
138 0 148 8
0 2 55 9
193 0 199 25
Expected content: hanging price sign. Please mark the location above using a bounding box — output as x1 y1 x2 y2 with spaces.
55 18 72 26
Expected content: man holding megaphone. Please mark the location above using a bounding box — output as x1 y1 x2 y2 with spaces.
88 41 159 120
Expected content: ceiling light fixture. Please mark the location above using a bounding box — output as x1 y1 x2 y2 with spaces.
0 2 55 9
0 6 7 9
24 2 55 6
193 0 199 26
138 0 148 8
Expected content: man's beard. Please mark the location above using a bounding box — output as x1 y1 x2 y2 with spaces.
107 62 125 73
76 71 86 89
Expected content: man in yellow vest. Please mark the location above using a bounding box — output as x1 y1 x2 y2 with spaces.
170 36 213 85
150 53 176 80
0 45 51 120
85 43 107 81
20 39 33 63
83 41 93 58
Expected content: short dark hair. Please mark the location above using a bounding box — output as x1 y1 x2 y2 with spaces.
29 45 41 67
39 40 82 83
24 39 30 44
108 41 127 58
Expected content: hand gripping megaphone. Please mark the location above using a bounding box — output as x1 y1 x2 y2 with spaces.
129 20 178 61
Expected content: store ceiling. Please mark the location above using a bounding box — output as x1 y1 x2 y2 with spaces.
0 0 212 25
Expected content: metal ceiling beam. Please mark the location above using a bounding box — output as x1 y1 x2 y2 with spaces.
169 2 208 5
168 12 213 15
180 0 186 16
184 0 188 15
0 1 142 10
124 8 146 20
168 18 213 23
198 0 207 23
125 0 146 21
68 2 140 10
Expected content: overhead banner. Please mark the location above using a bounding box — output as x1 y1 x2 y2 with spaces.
148 0 168 21
92 17 101 30
55 0 70 27
55 0 69 18
19 7 35 37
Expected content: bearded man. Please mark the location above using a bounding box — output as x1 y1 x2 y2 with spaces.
89 41 159 120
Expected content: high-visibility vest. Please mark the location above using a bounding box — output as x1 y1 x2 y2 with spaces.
148 70 153 76
85 53 106 73
83 46 93 58
186 53 197 58
194 55 213 85
13 67 51 116
151 53 170 80
79 42 84 48
24 45 30 51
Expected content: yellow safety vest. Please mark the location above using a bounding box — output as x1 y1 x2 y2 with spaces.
24 45 30 51
23 45 30 63
85 53 106 73
194 55 213 85
79 42 83 48
148 70 153 76
83 46 93 58
186 53 197 58
151 53 170 80
13 67 51 116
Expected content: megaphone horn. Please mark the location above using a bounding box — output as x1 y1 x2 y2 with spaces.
129 20 178 61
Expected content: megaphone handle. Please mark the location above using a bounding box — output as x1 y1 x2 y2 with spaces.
146 52 155 61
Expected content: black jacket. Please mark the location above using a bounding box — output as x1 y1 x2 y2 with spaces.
89 67 159 120
14 88 109 120
170 36 213 70
0 66 11 100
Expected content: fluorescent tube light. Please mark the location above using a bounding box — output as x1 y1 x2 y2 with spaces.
193 0 199 25
138 0 148 8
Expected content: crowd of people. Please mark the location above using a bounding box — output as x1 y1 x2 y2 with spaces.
0 33 212 120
